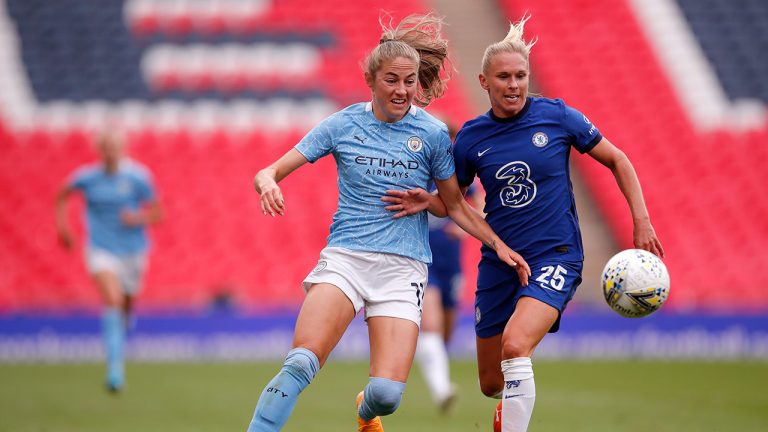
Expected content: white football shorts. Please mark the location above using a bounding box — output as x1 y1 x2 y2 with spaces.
85 247 148 295
302 247 428 325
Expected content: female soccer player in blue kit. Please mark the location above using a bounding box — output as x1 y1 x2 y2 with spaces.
245 14 530 432
56 130 162 392
383 15 664 432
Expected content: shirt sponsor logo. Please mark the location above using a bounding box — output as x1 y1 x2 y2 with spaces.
496 161 536 208
355 156 419 179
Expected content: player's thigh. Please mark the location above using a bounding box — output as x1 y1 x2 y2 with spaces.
292 283 356 366
501 296 559 358
420 287 443 333
92 271 123 307
476 333 504 396
442 309 457 343
86 249 124 307
367 316 419 382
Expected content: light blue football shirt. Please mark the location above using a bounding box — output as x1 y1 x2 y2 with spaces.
69 159 156 255
295 102 455 264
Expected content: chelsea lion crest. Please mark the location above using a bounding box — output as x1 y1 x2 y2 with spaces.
532 132 549 147
407 136 423 152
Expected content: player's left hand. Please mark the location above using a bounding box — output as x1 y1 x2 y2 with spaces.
381 188 430 218
634 219 665 258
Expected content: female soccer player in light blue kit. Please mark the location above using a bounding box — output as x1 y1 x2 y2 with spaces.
383 15 664 432
56 130 162 392
245 14 530 432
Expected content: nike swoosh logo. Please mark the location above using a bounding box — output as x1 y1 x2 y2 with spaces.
478 148 491 157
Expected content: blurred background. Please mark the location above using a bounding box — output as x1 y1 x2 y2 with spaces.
1 0 767 364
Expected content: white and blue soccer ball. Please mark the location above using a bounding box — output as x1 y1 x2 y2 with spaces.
601 249 670 318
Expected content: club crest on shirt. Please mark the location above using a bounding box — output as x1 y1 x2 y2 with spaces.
532 132 549 148
407 136 423 152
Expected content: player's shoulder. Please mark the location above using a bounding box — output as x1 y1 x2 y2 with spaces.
335 102 370 119
316 103 365 127
72 162 102 180
121 159 153 180
410 107 448 133
530 96 569 114
454 112 493 145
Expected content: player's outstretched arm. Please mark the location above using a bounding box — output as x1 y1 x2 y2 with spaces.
588 138 665 258
381 184 474 218
253 149 308 217
381 188 447 218
121 200 163 227
434 175 531 285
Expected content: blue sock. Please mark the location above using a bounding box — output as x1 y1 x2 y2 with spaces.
102 308 125 389
247 347 320 432
358 377 406 420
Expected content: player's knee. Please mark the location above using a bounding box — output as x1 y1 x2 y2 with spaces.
366 377 405 416
501 338 532 359
479 379 503 398
282 348 320 386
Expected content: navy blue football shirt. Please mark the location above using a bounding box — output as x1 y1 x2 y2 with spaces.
454 97 602 264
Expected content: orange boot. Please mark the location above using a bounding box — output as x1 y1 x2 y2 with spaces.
356 391 384 432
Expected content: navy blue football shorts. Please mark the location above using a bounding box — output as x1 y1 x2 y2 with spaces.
427 268 463 310
474 257 583 338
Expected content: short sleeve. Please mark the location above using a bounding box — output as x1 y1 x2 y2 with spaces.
452 128 476 187
295 113 338 163
429 127 455 181
135 170 156 202
68 166 91 190
563 104 603 154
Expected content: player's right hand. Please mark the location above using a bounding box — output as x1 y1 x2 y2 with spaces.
257 180 285 217
381 188 430 218
496 245 531 286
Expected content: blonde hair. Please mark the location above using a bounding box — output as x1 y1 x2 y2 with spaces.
365 13 450 107
481 14 536 75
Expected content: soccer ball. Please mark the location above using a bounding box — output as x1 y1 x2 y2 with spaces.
601 249 670 318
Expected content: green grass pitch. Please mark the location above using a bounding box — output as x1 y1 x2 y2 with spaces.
0 360 765 431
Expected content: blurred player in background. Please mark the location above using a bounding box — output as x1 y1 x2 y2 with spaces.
55 130 162 392
245 13 529 432
383 14 664 432
415 119 482 414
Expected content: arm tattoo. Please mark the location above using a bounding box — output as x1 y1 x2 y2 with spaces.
484 239 497 251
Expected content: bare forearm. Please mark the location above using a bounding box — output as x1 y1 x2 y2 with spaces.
55 191 70 229
426 193 448 217
612 157 650 223
446 201 502 250
144 202 163 225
